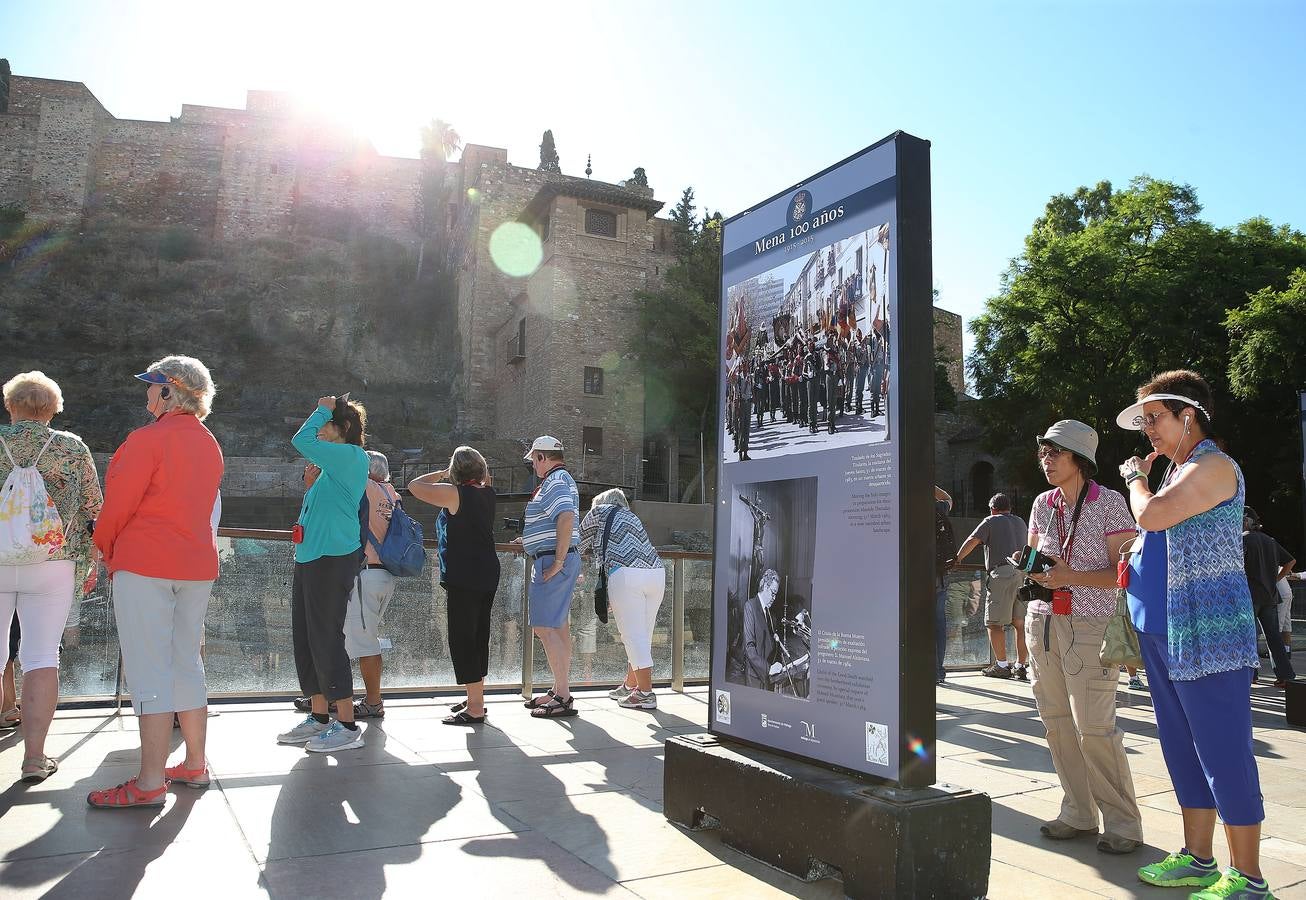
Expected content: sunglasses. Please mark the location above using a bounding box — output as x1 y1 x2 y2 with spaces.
1036 445 1066 461
1131 410 1171 430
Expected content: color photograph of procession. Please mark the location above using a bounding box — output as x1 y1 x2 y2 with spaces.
723 222 891 462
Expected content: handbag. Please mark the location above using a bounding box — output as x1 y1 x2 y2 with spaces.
1100 588 1143 668
593 507 617 624
1101 534 1143 668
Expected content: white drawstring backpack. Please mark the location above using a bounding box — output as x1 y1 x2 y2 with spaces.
0 433 69 565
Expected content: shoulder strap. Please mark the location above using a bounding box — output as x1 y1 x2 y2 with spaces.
32 432 57 466
599 506 619 574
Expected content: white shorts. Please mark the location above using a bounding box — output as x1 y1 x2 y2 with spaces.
1278 579 1294 633
0 560 75 672
344 568 397 659
112 570 212 715
608 566 666 671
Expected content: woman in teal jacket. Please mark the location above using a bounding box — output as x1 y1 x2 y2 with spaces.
275 396 370 754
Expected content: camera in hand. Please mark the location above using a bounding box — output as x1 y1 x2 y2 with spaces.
1014 545 1056 574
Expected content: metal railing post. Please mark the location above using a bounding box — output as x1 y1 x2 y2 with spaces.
114 648 124 714
519 553 534 700
671 557 685 692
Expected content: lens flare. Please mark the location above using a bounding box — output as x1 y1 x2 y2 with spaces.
489 222 542 277
907 735 929 760
465 187 480 202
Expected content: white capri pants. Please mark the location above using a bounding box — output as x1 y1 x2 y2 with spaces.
112 571 212 715
0 560 75 671
608 566 666 671
344 568 397 659
1279 578 1294 633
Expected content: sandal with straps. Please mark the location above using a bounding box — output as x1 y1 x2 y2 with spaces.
164 763 211 789
523 689 555 709
530 695 578 718
87 777 167 809
20 755 58 784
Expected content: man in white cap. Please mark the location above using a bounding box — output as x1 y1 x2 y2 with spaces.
1023 419 1143 855
519 436 582 717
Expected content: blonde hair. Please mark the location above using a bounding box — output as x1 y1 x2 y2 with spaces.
146 355 216 420
3 371 64 420
449 445 488 484
590 488 629 510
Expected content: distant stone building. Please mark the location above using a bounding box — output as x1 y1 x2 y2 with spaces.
0 67 423 242
446 144 676 486
739 273 784 336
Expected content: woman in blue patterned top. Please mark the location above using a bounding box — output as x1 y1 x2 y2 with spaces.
580 489 664 710
1117 371 1269 900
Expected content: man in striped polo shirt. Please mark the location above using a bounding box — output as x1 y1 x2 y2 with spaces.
519 436 582 717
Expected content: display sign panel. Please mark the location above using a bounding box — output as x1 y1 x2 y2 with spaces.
711 133 934 784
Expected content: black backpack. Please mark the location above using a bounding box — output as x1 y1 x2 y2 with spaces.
934 503 956 578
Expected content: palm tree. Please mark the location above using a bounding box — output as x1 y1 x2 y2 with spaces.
420 118 462 162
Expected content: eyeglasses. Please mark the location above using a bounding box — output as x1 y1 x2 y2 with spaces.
1036 446 1065 461
1132 411 1170 430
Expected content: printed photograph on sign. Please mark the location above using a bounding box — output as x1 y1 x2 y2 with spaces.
723 476 815 699
723 222 891 463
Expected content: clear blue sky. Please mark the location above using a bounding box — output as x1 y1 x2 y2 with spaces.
4 0 1304 378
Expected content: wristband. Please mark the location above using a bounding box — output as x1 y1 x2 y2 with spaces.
1124 471 1147 487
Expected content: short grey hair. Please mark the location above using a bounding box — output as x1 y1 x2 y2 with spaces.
145 355 216 420
590 488 629 510
759 569 780 593
366 450 390 482
3 371 63 419
449 445 488 484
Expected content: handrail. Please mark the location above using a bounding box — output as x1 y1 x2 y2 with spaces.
217 526 712 559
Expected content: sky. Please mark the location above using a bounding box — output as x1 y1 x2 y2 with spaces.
3 0 1304 378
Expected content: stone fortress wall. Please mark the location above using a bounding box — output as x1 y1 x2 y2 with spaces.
0 70 422 243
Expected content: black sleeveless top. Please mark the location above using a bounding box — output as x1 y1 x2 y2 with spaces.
436 484 501 593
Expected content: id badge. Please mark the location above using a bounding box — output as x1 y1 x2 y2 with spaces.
1051 588 1073 616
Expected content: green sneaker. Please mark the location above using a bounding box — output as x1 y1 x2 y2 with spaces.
1188 868 1275 899
1137 851 1221 888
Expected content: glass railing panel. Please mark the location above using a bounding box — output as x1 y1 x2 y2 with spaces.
942 566 996 668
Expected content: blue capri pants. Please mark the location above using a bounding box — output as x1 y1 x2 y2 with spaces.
1138 631 1263 825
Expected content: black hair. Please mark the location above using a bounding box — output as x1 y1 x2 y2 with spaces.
1137 369 1216 438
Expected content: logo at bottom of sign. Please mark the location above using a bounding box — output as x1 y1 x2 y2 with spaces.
714 690 731 725
865 721 889 766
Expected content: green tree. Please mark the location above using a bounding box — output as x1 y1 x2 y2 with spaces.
633 194 722 501
1227 268 1306 398
970 177 1306 545
538 129 560 173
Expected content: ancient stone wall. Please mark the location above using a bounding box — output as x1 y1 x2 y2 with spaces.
0 114 37 207
90 119 225 229
934 306 965 395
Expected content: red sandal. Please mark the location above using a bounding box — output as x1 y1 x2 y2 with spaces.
164 763 211 789
86 777 167 809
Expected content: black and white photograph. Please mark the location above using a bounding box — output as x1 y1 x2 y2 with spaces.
723 223 891 463
723 476 815 699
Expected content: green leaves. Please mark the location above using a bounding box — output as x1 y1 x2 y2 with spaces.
970 176 1306 544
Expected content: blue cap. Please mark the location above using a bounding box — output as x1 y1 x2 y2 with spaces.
134 371 170 384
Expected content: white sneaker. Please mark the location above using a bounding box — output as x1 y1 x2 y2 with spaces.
608 685 635 701
305 720 365 753
277 714 330 744
618 690 657 710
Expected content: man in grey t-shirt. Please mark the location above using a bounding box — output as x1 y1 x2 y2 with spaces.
955 493 1030 680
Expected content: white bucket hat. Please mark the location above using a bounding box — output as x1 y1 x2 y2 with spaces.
1036 420 1098 470
1115 393 1211 430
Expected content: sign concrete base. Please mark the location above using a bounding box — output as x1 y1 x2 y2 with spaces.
1287 680 1306 728
664 734 991 899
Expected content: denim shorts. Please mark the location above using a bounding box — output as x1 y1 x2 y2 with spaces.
528 551 581 628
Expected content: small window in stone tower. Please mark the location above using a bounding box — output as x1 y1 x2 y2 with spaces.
585 208 617 238
583 426 604 457
539 215 550 242
584 366 604 396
